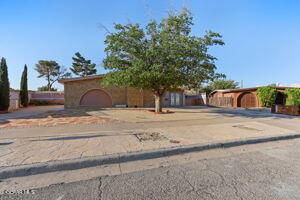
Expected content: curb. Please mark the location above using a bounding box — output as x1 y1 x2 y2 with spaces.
1 133 300 179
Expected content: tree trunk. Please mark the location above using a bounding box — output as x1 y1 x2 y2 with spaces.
154 94 163 113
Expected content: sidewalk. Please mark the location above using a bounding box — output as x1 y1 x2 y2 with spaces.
0 120 296 168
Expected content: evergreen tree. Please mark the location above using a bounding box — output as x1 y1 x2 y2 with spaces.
0 58 10 111
20 64 29 107
71 52 97 77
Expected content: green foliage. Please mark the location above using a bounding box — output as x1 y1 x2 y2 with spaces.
37 86 58 91
35 60 71 91
0 58 10 111
204 78 239 94
29 100 62 106
256 87 278 107
102 9 224 111
20 65 29 107
285 88 300 106
71 52 97 77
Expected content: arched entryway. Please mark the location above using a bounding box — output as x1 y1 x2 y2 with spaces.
80 89 112 107
237 92 258 108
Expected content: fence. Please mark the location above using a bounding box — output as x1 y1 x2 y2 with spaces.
208 97 233 107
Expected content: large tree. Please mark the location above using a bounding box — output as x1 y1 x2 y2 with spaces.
102 9 224 112
35 60 70 91
70 52 97 77
0 58 10 111
20 64 29 107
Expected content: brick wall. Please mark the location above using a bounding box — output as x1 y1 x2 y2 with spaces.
30 91 64 104
63 77 155 108
272 105 300 116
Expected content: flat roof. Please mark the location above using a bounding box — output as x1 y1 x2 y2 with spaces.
212 86 300 94
58 74 105 84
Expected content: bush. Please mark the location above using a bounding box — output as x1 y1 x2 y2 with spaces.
256 87 278 107
285 88 300 106
29 100 62 106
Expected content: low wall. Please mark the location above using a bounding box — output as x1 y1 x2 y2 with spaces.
30 91 64 104
272 105 300 116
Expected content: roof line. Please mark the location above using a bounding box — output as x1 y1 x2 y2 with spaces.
58 74 105 84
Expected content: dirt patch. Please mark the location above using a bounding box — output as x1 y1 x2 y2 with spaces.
134 132 168 142
0 109 115 129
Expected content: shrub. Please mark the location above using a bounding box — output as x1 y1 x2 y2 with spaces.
285 88 300 106
256 87 278 107
29 100 63 106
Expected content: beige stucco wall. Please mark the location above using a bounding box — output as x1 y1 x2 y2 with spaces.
63 78 155 108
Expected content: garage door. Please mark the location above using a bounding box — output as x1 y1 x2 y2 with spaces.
238 92 257 108
80 89 112 107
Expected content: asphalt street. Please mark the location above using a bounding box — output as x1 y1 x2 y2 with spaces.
2 139 300 200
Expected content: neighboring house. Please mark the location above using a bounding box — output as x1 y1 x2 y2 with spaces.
59 75 185 108
210 86 299 108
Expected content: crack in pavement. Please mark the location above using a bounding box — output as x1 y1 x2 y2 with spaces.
98 177 103 200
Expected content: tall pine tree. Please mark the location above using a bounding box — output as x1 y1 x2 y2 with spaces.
20 65 29 107
0 58 10 111
70 52 97 77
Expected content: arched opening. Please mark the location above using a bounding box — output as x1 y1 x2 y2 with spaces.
80 89 112 107
237 92 258 108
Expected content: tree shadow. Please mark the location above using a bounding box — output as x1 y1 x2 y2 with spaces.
0 142 13 146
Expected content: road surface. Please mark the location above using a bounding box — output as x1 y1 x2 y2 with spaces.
1 139 300 200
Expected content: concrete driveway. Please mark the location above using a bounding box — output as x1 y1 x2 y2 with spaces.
89 106 298 123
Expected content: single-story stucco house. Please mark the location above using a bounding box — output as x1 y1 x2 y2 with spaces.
59 75 192 108
210 86 298 108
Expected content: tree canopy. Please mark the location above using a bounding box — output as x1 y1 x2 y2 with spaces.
35 60 70 91
71 52 97 77
257 86 278 107
102 9 224 112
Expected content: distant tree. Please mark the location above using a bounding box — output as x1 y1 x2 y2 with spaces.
37 86 58 91
70 52 97 77
102 9 224 112
20 65 29 107
0 58 10 111
35 60 70 91
204 78 239 94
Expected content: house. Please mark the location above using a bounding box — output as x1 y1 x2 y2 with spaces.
210 86 298 108
58 75 186 108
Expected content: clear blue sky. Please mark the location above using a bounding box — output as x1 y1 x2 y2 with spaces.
0 0 299 90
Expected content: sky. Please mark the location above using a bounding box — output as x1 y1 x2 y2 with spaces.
0 0 299 90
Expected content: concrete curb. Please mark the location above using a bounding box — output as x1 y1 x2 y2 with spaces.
1 133 300 179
